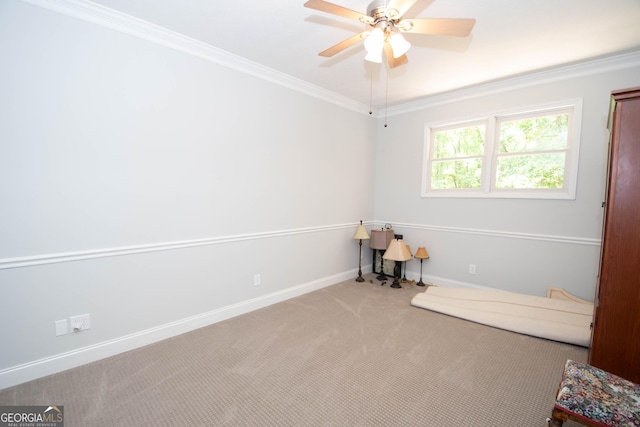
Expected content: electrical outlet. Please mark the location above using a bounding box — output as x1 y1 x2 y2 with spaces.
70 313 91 332
254 274 261 286
469 264 477 275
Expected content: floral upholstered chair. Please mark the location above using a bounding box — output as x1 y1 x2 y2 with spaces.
548 359 640 427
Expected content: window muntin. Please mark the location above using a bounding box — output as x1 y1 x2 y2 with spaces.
422 101 581 199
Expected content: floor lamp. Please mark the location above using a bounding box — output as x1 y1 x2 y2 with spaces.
414 246 430 287
402 245 412 281
383 238 412 288
353 220 370 282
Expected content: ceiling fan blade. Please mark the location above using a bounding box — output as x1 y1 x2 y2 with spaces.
384 43 409 68
386 0 420 18
319 32 366 57
402 18 476 37
388 53 408 69
304 0 368 22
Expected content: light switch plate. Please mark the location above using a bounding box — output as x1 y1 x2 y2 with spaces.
55 319 68 336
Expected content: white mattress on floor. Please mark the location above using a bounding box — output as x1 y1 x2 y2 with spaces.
411 286 593 347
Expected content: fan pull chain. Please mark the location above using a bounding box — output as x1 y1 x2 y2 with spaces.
384 70 388 128
369 66 373 115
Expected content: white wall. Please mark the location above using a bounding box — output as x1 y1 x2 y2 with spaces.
374 58 640 300
0 1 375 388
2 0 639 390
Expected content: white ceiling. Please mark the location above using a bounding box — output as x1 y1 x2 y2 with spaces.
87 0 640 107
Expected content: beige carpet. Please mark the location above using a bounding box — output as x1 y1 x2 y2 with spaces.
0 274 587 426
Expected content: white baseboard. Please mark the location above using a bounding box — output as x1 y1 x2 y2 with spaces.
0 267 371 390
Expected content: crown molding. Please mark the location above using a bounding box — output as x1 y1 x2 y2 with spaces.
20 0 369 114
20 1 640 121
384 50 640 117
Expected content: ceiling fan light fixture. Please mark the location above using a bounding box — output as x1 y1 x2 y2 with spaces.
389 32 411 58
385 8 400 21
364 47 383 63
305 0 477 68
396 20 414 32
364 27 384 63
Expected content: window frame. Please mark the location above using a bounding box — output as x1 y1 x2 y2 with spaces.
421 99 583 199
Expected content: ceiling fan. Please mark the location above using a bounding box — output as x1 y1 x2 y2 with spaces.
304 0 476 68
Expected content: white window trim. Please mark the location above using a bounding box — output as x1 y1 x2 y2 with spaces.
421 99 583 199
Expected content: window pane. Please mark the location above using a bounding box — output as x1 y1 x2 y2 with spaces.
499 114 568 153
431 159 482 189
496 153 565 189
433 125 485 159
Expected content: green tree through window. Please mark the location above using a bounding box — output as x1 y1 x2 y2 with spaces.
423 102 580 199
431 125 484 189
496 114 569 189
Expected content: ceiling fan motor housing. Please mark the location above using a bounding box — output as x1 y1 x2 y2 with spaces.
366 0 400 25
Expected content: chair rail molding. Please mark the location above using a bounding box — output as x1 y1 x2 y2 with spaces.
0 222 370 270
373 221 601 246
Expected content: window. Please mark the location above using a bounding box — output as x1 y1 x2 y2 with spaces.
430 121 485 190
422 100 582 199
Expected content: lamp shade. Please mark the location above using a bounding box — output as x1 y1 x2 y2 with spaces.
383 239 412 262
370 229 394 250
415 246 430 259
353 223 370 240
404 244 412 259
